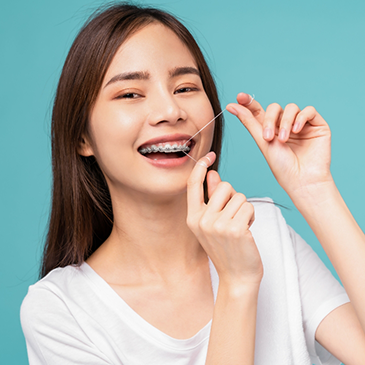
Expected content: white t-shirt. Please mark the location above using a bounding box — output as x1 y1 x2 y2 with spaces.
21 202 350 365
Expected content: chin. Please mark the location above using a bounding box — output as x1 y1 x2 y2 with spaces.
141 178 190 200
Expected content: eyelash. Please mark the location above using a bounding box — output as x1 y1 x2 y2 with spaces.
115 87 198 100
116 93 140 99
175 87 198 94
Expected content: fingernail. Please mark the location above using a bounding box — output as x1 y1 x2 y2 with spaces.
263 128 272 140
238 92 249 98
228 106 238 116
198 161 208 168
205 151 216 165
279 128 287 140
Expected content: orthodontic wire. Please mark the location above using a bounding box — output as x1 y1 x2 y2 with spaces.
182 108 226 163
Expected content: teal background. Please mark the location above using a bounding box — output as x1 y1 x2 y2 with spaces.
1 0 364 363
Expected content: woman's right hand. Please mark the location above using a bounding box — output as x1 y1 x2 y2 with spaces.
187 151 263 288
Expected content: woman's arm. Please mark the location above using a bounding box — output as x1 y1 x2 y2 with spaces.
226 93 365 360
291 180 365 332
295 186 365 363
187 153 263 365
206 283 260 365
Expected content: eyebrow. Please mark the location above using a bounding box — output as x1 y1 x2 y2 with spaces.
104 66 200 89
104 71 150 88
169 66 200 78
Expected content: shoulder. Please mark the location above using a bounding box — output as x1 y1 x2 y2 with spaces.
20 265 115 364
20 265 83 327
248 196 287 231
23 264 82 297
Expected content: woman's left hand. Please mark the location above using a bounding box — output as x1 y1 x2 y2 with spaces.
226 93 334 198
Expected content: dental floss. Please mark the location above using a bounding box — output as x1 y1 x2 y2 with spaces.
184 108 226 147
182 109 226 163
182 95 255 164
246 94 255 106
197 161 208 168
182 150 199 163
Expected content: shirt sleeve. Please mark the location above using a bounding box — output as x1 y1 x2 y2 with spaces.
288 225 350 365
20 286 113 365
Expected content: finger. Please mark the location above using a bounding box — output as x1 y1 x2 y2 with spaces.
293 106 328 132
217 192 247 221
187 152 216 214
236 92 265 123
207 170 222 199
232 201 255 228
226 103 267 153
262 103 283 141
206 181 236 213
278 103 301 142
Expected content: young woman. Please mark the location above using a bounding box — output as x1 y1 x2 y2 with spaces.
20 3 365 364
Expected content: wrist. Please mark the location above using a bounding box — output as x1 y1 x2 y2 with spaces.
289 178 339 210
218 279 261 299
289 180 349 232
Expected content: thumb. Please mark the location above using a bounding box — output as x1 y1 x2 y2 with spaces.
206 170 222 199
226 103 266 151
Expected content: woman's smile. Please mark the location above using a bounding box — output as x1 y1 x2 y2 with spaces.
138 133 196 167
25 5 365 365
81 22 215 197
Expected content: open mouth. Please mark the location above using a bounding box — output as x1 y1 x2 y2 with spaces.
138 140 195 160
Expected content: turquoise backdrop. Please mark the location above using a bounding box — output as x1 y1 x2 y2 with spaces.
1 0 364 363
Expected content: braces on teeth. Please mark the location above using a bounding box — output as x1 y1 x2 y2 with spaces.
139 109 226 161
139 144 191 155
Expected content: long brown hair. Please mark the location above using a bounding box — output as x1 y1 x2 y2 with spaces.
41 3 224 278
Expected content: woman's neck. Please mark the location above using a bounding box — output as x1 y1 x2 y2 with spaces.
87 191 207 285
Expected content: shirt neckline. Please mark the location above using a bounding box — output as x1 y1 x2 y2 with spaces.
80 257 219 351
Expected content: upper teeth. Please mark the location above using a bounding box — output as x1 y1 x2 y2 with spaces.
139 144 191 155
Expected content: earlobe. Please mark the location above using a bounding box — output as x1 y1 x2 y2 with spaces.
78 135 94 157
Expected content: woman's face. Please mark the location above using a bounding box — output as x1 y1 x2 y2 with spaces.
83 22 215 200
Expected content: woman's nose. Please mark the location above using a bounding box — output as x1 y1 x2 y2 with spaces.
146 92 187 126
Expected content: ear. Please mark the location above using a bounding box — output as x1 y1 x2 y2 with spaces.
78 135 94 157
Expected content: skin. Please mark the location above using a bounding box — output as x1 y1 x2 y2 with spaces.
225 94 365 363
79 22 365 363
81 22 216 286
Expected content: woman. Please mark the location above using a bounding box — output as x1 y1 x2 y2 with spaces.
20 3 365 364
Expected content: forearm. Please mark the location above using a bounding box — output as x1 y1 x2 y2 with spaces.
205 282 260 365
291 181 365 331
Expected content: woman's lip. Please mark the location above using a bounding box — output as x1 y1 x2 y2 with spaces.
141 143 196 168
138 133 193 149
142 154 191 168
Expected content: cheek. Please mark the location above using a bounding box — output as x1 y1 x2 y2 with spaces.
193 97 215 149
90 101 142 145
195 94 215 132
88 106 141 169
194 96 214 129
203 123 215 152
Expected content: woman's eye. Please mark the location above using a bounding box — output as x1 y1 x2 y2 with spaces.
116 93 140 99
175 87 197 94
